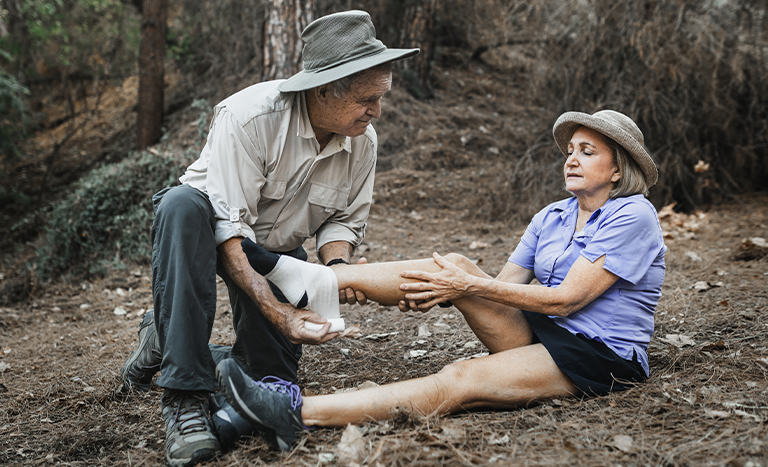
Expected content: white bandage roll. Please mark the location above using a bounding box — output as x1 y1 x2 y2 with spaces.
304 318 345 333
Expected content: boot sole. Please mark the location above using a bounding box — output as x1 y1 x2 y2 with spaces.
166 447 218 467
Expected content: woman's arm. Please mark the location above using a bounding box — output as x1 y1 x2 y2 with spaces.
401 252 619 316
494 260 535 285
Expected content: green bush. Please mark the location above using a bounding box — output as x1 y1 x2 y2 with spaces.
34 151 186 279
0 51 30 159
3 0 139 81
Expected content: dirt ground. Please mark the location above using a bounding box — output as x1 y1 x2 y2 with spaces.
1 58 768 465
1 191 767 466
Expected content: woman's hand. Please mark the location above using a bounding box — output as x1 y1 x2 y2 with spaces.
399 252 475 310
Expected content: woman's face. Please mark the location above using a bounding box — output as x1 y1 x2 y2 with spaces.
563 127 621 201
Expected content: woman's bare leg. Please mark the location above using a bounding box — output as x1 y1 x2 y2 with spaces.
242 240 535 351
301 343 578 427
334 254 534 352
332 258 447 305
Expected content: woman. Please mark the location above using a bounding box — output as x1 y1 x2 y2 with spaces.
216 109 667 451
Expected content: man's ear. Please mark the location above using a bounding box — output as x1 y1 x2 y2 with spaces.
314 84 330 104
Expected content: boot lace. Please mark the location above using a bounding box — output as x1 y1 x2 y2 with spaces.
165 391 212 436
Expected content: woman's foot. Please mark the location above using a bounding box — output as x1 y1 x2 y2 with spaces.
215 358 307 452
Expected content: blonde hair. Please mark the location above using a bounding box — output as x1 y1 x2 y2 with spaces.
608 139 649 198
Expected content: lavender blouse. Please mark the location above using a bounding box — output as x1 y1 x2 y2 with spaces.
508 194 666 376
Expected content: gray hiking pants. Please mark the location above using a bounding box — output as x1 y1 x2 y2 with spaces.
151 184 304 392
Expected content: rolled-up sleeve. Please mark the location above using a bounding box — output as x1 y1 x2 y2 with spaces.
205 108 267 246
315 151 376 250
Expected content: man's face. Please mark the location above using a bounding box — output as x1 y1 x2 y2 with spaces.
316 70 392 138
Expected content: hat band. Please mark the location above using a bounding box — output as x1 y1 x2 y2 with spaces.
304 43 386 73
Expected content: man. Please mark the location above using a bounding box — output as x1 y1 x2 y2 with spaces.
120 10 417 467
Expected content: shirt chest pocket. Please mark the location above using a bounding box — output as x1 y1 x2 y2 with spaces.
296 183 350 237
572 227 595 248
261 179 287 200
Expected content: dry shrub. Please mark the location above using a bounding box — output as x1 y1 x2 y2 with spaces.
481 0 768 219
168 1 265 81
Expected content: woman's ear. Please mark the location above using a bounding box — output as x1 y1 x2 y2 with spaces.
611 168 621 183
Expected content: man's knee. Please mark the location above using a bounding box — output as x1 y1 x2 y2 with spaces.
155 186 212 226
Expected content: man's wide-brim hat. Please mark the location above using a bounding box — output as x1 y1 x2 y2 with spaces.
553 110 658 187
278 10 419 92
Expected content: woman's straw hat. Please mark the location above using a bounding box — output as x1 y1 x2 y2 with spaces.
553 110 658 187
278 10 419 92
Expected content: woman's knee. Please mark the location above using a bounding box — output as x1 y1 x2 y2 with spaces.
443 252 470 268
443 253 482 275
436 360 474 392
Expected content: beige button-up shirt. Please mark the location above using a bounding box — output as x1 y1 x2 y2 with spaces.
180 80 376 253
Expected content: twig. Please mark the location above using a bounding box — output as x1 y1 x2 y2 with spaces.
729 331 768 343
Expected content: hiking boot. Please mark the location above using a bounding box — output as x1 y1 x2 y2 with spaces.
121 309 161 391
215 358 306 451
162 390 221 467
211 391 256 452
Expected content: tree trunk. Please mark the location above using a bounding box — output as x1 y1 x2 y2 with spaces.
136 0 167 150
263 0 314 81
397 0 436 98
0 12 8 39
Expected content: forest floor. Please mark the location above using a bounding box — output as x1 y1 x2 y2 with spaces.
1 57 768 466
1 191 767 466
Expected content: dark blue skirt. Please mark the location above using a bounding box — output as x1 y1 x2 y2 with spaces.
522 311 646 396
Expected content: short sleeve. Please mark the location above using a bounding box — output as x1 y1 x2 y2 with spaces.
508 208 545 270
581 200 663 284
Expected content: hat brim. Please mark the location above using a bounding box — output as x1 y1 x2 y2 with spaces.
278 48 419 92
553 112 659 187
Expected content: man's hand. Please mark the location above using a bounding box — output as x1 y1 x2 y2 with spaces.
337 257 369 305
269 301 339 345
397 297 432 313
219 237 339 345
319 240 368 306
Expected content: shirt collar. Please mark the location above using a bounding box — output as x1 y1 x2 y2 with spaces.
296 91 315 140
296 91 352 155
549 197 577 217
550 196 603 223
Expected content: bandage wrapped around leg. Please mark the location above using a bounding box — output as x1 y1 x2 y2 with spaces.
242 238 344 332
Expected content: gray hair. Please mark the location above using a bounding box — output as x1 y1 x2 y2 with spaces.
608 140 650 198
329 63 392 98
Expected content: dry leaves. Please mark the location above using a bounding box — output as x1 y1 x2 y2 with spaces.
610 434 634 452
658 203 707 240
691 281 722 292
733 237 768 261
336 424 366 465
693 160 710 173
659 334 696 347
